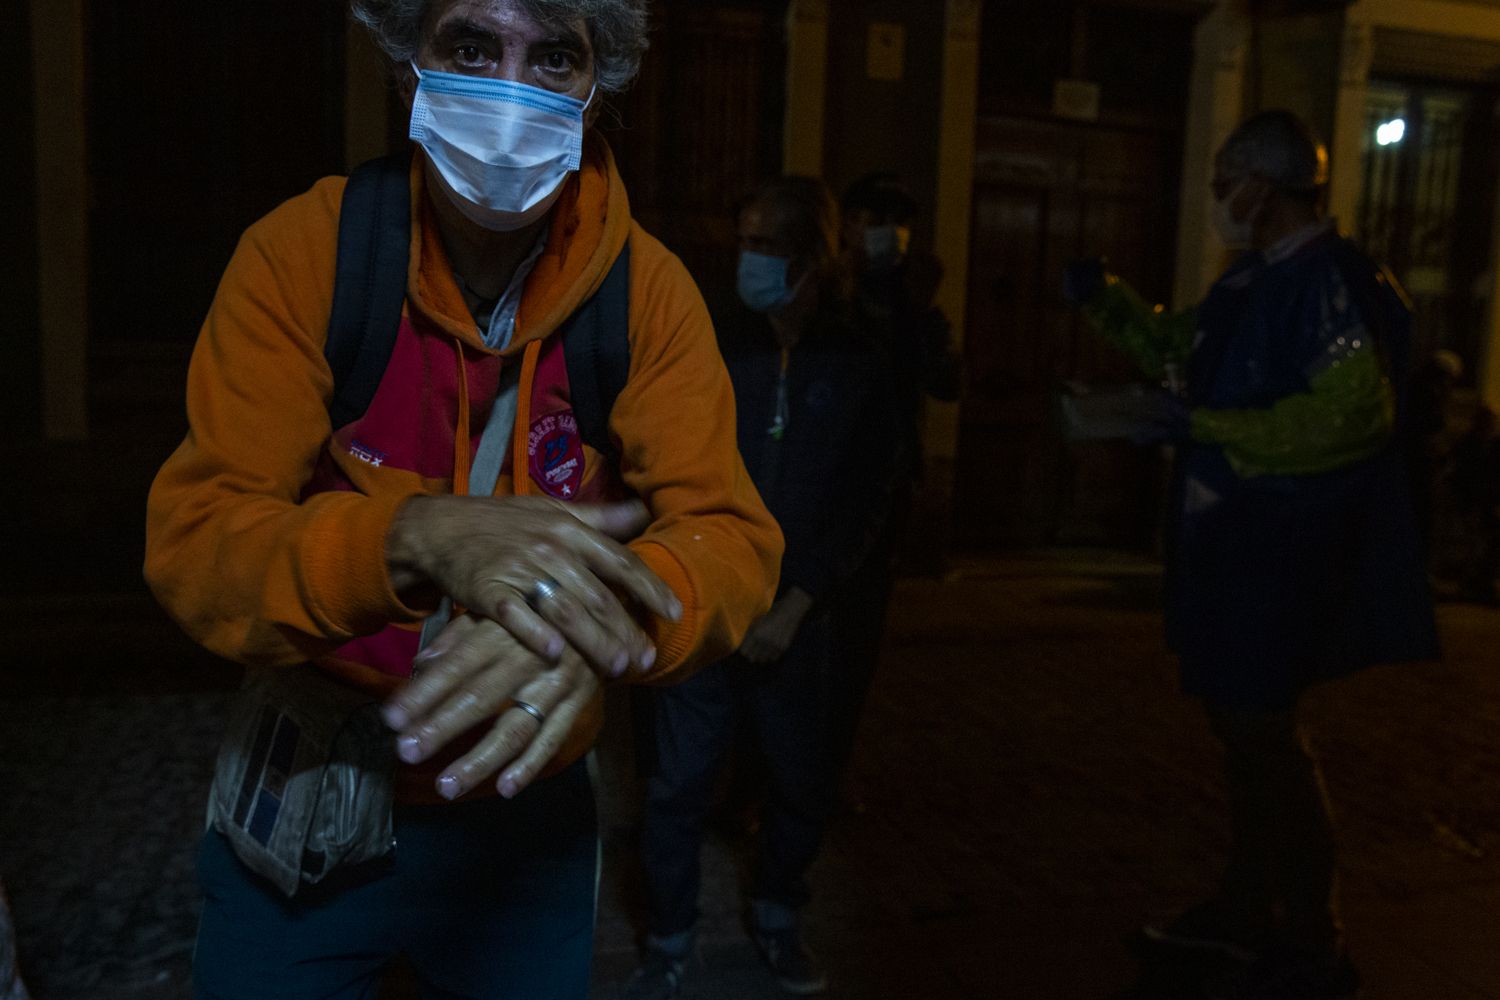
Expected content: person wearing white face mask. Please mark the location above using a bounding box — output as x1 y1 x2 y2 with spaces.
146 1 784 997
1063 111 1437 1000
825 174 959 811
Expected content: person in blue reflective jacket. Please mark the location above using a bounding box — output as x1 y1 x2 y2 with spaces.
1067 110 1439 1000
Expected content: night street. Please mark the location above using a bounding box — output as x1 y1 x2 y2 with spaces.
6 534 1500 999
15 1 1500 998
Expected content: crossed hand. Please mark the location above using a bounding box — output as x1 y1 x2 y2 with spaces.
383 495 680 799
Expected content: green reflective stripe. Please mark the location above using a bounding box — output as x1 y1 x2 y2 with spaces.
1081 278 1195 381
1190 345 1394 478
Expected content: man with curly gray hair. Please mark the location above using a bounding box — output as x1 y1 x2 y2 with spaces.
352 0 649 93
147 1 783 997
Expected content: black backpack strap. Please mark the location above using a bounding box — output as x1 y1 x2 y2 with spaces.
326 153 413 430
563 240 632 460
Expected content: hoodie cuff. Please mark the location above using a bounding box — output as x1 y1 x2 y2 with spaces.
631 539 700 678
302 491 426 639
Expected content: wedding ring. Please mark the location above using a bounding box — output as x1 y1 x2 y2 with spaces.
512 700 546 725
526 576 561 610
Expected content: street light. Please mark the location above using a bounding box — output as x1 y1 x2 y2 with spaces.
1376 118 1407 146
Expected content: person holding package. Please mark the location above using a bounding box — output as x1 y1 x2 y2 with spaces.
1064 110 1438 1000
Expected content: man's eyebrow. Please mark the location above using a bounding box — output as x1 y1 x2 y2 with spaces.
431 17 502 46
534 26 589 54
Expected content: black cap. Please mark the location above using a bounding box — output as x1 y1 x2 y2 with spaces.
841 172 918 221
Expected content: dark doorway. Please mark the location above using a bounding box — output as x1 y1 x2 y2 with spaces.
85 2 348 347
2 1 40 442
960 117 1183 548
958 1 1194 549
599 0 787 298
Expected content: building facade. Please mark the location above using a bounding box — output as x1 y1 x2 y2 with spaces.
17 0 1500 555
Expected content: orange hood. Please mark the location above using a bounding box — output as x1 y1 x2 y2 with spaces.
404 132 633 355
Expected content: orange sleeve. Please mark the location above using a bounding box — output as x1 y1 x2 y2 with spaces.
144 178 424 667
614 227 784 681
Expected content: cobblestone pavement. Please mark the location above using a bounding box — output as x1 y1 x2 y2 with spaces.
5 555 1500 999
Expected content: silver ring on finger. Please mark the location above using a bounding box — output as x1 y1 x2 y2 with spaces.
526 575 562 611
512 700 547 726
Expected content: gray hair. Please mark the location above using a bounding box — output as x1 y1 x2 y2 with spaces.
1218 109 1329 194
350 0 650 93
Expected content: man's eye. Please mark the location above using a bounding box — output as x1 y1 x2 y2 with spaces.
540 51 576 74
455 44 485 66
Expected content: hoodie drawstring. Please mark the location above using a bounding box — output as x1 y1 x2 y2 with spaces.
511 339 543 497
451 336 542 499
452 341 473 497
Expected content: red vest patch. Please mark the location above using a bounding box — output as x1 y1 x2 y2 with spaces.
528 410 585 499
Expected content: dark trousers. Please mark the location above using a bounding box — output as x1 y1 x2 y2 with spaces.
827 555 894 786
640 614 835 939
1206 703 1339 953
827 484 911 785
193 762 597 1000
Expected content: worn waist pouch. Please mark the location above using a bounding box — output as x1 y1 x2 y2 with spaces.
206 665 396 897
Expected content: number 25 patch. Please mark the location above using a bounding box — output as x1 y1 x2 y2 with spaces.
528 410 585 500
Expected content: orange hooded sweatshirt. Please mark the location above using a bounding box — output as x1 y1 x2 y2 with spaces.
145 138 783 799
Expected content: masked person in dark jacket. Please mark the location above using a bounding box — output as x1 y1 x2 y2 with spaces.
625 177 892 999
1065 111 1438 1000
828 175 960 794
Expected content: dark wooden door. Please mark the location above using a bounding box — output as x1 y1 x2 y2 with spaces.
86 1 348 344
599 0 786 299
958 115 1182 548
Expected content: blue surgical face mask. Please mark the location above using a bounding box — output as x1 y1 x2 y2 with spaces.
408 64 595 232
737 251 796 314
863 224 911 272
